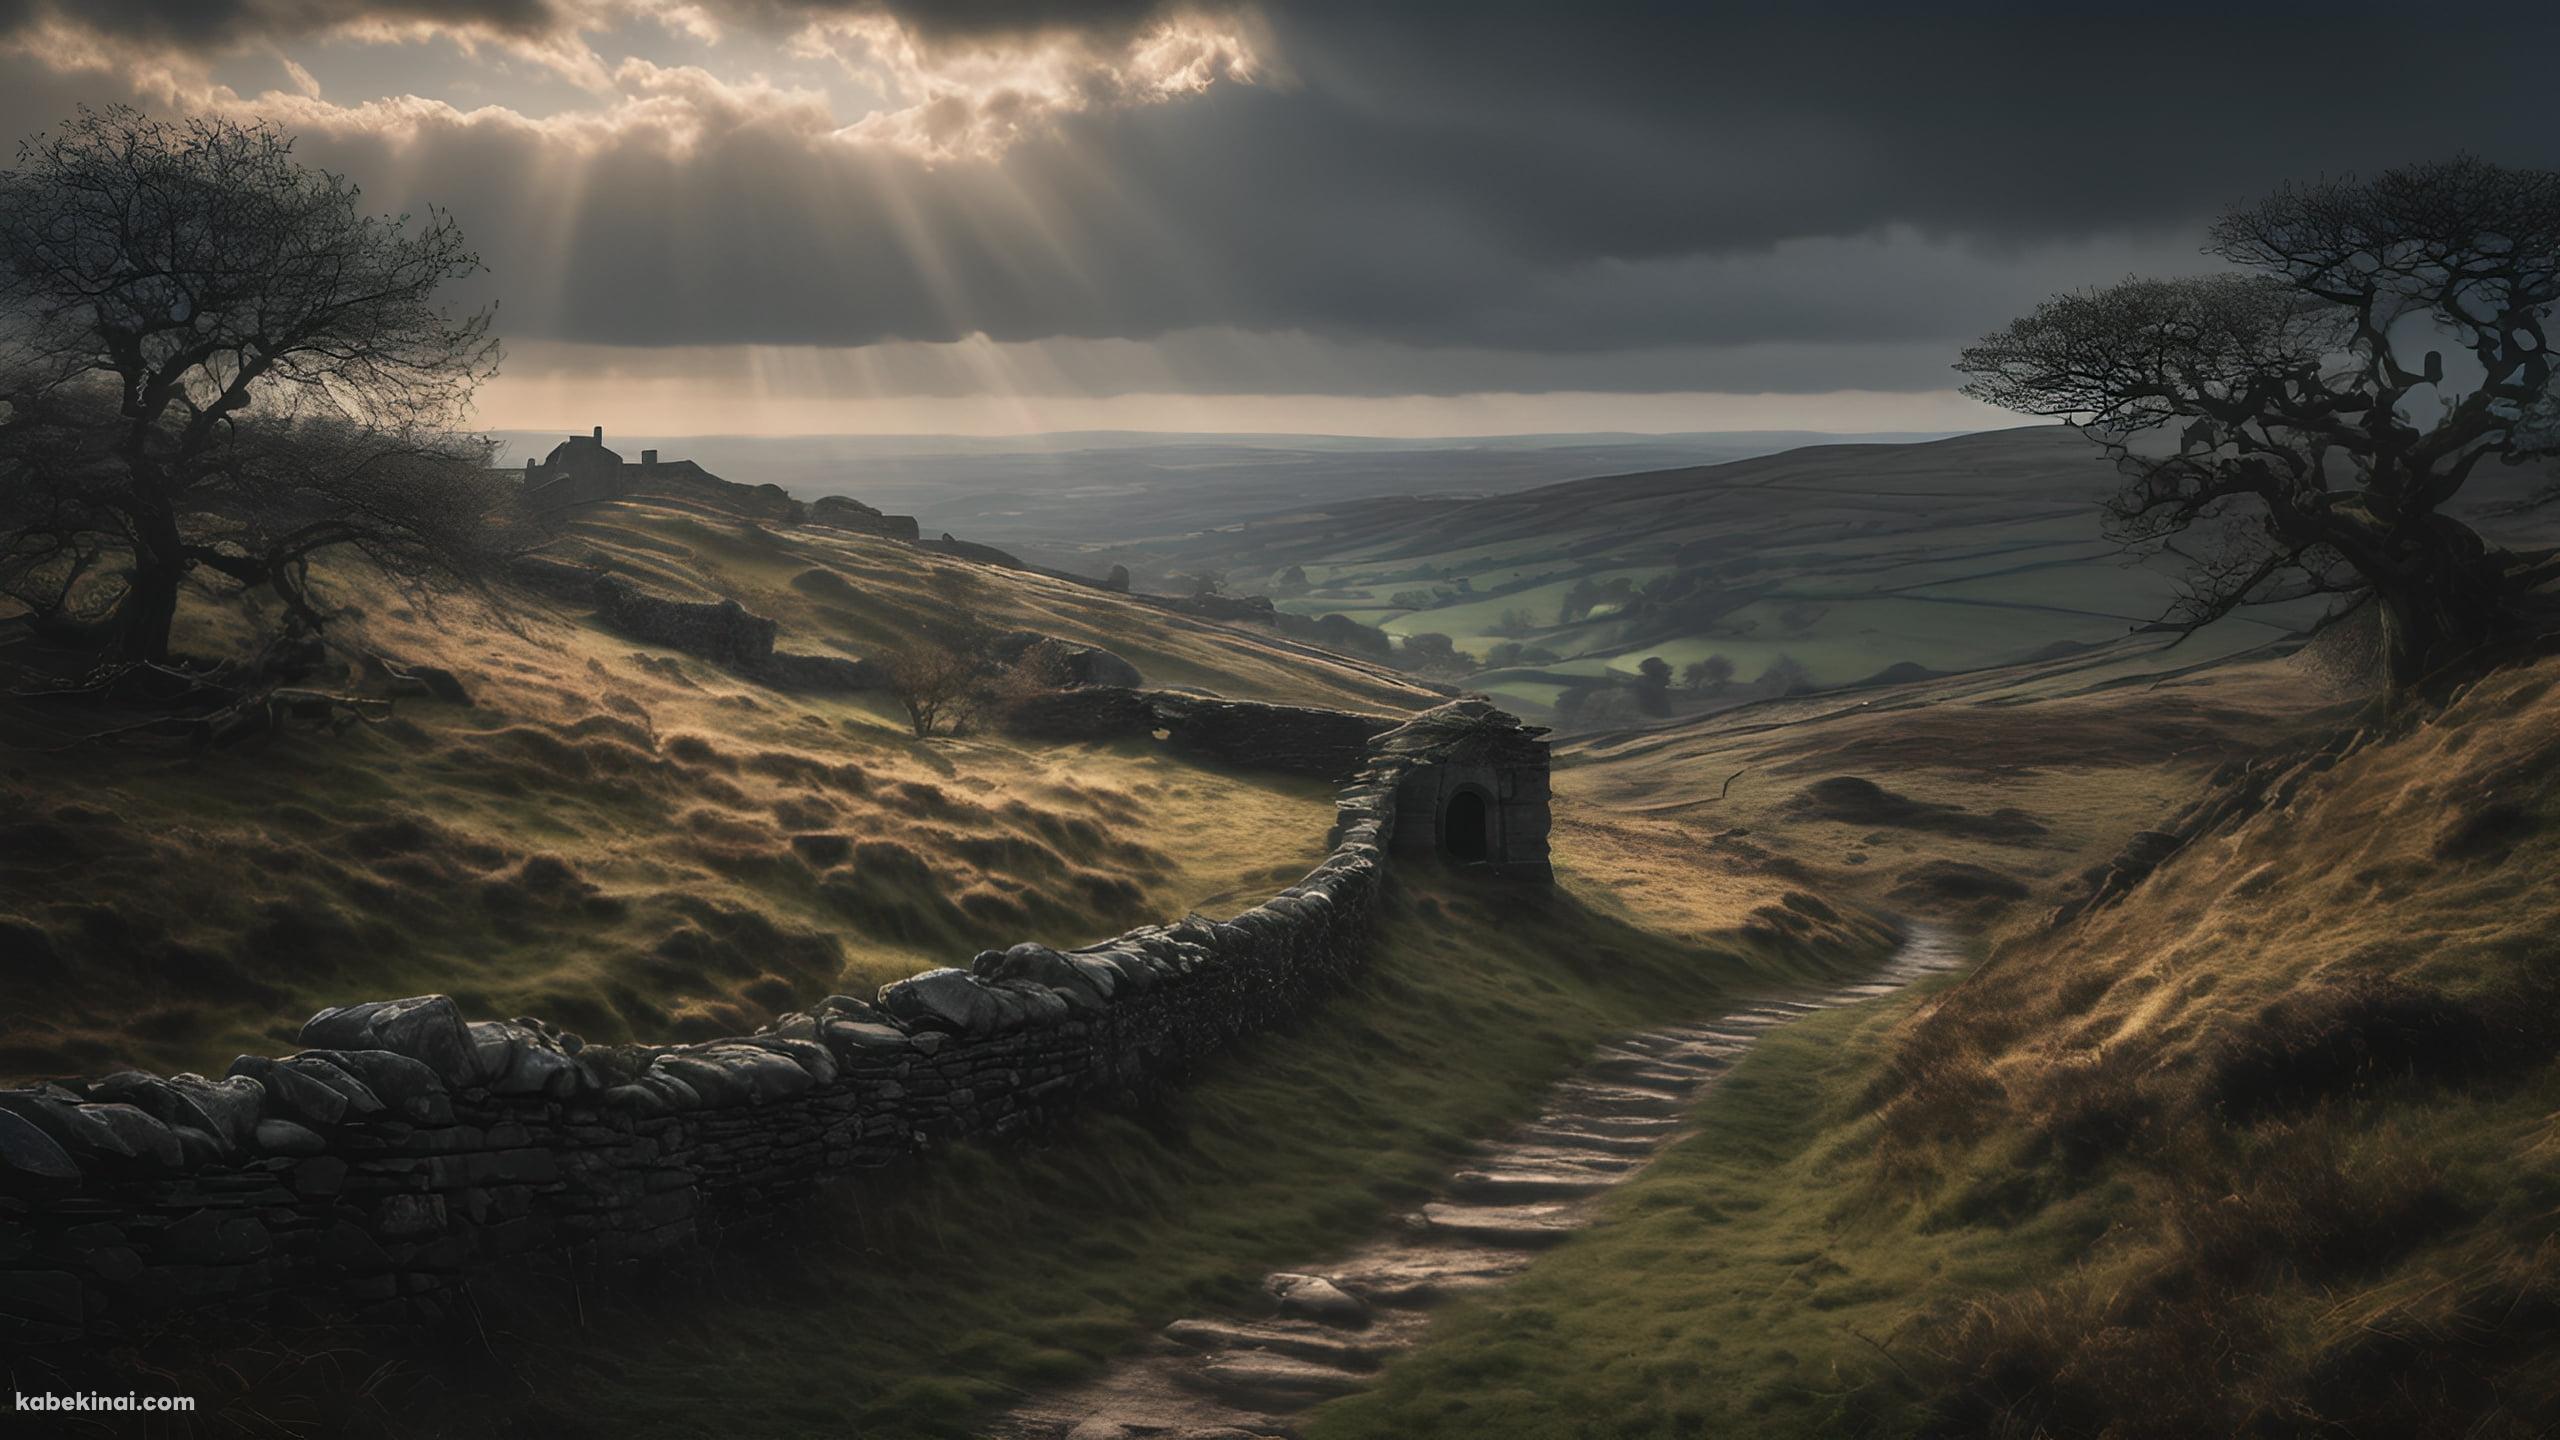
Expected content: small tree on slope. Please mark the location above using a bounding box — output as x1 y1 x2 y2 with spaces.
1957 156 2560 692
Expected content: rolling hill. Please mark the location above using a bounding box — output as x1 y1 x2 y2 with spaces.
489 429 1953 578
0 470 1440 1081
1145 427 2558 724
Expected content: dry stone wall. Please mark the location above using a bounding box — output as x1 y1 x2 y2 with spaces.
1002 687 1394 777
0 702 1531 1347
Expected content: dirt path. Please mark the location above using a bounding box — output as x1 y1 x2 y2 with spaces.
989 923 1969 1440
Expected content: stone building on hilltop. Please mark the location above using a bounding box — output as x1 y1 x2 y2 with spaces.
520 426 718 510
515 427 921 541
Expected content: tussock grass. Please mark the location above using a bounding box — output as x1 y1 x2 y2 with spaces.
1325 655 2560 1440
1558 653 2346 949
0 483 1436 1080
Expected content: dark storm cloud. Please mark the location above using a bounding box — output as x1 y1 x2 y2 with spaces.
0 0 563 45
2 0 2555 388
735 0 1214 43
0 0 1211 50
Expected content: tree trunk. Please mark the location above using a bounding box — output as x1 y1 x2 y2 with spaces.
2372 549 2513 693
110 558 183 663
110 507 190 663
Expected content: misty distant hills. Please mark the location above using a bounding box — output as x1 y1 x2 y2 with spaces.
1148 427 2560 719
489 428 1961 562
488 423 2559 722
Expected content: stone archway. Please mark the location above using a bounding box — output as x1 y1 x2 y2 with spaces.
1442 787 1492 862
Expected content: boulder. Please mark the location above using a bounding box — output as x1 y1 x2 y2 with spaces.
598 1083 673 1117
253 1119 328 1155
815 993 888 1023
297 1050 446 1117
163 1075 267 1149
984 979 1072 1027
988 632 1144 690
0 1093 177 1172
280 1055 386 1116
974 943 1112 1011
1266 1272 1371 1328
72 1104 182 1171
1063 952 1126 1001
89 1072 234 1146
646 1052 751 1106
1068 645 1143 689
227 1056 348 1129
878 968 1012 1034
0 1111 79 1195
170 1124 228 1169
636 1071 705 1111
469 1020 579 1096
740 1036 838 1087
822 1020 919 1058
301 995 483 1087
691 1044 819 1100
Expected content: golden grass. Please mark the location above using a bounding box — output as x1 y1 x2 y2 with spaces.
1328 654 2560 1439
1558 657 2349 945
0 486 1439 1080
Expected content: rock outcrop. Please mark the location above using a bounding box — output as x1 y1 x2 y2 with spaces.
592 576 779 669
987 631 1145 690
917 534 1025 568
509 559 880 693
807 495 922 542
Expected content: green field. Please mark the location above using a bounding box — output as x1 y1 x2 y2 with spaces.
1137 429 2557 722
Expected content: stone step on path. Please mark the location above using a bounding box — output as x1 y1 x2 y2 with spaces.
1506 1123 1671 1154
1460 1143 1637 1174
993 922 1969 1440
1445 1168 1617 1202
1161 1318 1393 1369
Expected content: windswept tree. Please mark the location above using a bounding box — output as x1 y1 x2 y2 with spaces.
881 634 981 738
1958 156 2560 691
0 107 515 665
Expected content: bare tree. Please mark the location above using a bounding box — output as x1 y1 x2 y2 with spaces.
1958 156 2560 692
1681 654 1735 690
0 107 514 665
881 635 979 738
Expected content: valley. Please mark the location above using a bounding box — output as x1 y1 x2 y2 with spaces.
3 45 2557 1437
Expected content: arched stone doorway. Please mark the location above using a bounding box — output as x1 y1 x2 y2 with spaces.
1442 788 1492 862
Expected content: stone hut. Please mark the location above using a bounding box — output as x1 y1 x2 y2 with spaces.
528 425 621 478
1380 699 1554 880
521 427 722 510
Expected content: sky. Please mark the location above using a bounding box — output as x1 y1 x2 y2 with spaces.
1 0 2554 437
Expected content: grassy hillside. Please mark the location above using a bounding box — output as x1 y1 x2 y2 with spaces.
1313 654 2560 1439
0 474 1439 1081
1557 648 2352 947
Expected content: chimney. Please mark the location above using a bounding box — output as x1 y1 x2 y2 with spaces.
642 449 659 465
591 425 603 444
